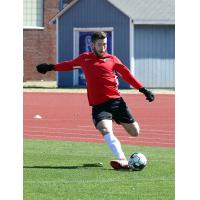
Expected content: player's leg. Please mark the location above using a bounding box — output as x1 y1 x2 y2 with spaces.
96 119 126 160
120 121 140 137
112 98 140 137
92 99 129 170
96 119 129 170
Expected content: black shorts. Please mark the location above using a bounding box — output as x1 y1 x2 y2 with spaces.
92 98 135 127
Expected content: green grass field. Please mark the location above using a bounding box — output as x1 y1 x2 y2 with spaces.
24 139 175 200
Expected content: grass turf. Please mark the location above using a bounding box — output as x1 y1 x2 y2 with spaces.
24 139 175 200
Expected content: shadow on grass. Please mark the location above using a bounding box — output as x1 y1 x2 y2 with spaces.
23 165 134 172
23 163 103 170
102 168 133 172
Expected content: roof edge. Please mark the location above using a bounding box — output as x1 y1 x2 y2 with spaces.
49 0 175 26
49 0 79 24
49 0 131 25
106 0 131 19
134 20 175 25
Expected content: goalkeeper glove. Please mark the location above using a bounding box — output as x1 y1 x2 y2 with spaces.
36 63 55 74
139 87 155 102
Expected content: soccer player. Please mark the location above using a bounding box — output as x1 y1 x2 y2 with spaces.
36 32 154 170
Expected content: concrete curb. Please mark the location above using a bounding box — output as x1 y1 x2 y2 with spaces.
23 81 175 94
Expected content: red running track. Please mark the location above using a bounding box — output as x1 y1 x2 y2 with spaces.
23 92 175 148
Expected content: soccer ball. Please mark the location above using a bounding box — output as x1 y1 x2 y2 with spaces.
128 153 147 171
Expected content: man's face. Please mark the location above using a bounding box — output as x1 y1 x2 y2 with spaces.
92 38 107 57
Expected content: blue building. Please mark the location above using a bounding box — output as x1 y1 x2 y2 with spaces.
50 0 175 88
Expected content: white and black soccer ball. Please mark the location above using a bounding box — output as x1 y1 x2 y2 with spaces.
128 153 147 171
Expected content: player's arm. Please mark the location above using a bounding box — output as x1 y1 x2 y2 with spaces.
36 56 82 74
113 56 154 102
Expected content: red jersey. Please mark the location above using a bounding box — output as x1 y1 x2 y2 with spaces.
55 52 143 106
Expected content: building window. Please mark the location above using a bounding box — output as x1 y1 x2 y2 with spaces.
23 0 43 27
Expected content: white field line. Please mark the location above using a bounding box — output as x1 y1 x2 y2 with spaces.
24 178 174 184
23 128 174 141
24 126 96 132
24 118 174 123
24 118 91 121
24 131 174 143
113 123 173 130
23 116 172 129
24 118 175 125
24 126 174 135
79 125 93 128
141 129 174 134
24 133 104 141
24 129 174 140
141 124 174 127
24 134 174 147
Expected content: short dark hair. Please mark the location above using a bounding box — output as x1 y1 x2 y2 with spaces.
91 32 107 43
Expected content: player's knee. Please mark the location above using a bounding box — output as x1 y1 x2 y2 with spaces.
96 120 113 135
97 124 111 135
98 127 112 135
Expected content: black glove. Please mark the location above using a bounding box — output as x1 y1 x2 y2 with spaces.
36 63 55 74
139 87 155 102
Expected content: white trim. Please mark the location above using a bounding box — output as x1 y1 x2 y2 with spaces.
73 29 80 86
49 0 79 24
112 30 114 55
73 27 114 86
56 18 59 87
73 29 76 86
73 27 114 32
134 20 175 25
56 19 59 63
129 19 135 76
23 26 45 30
73 27 114 54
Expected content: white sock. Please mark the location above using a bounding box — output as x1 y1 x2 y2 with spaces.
103 132 126 160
